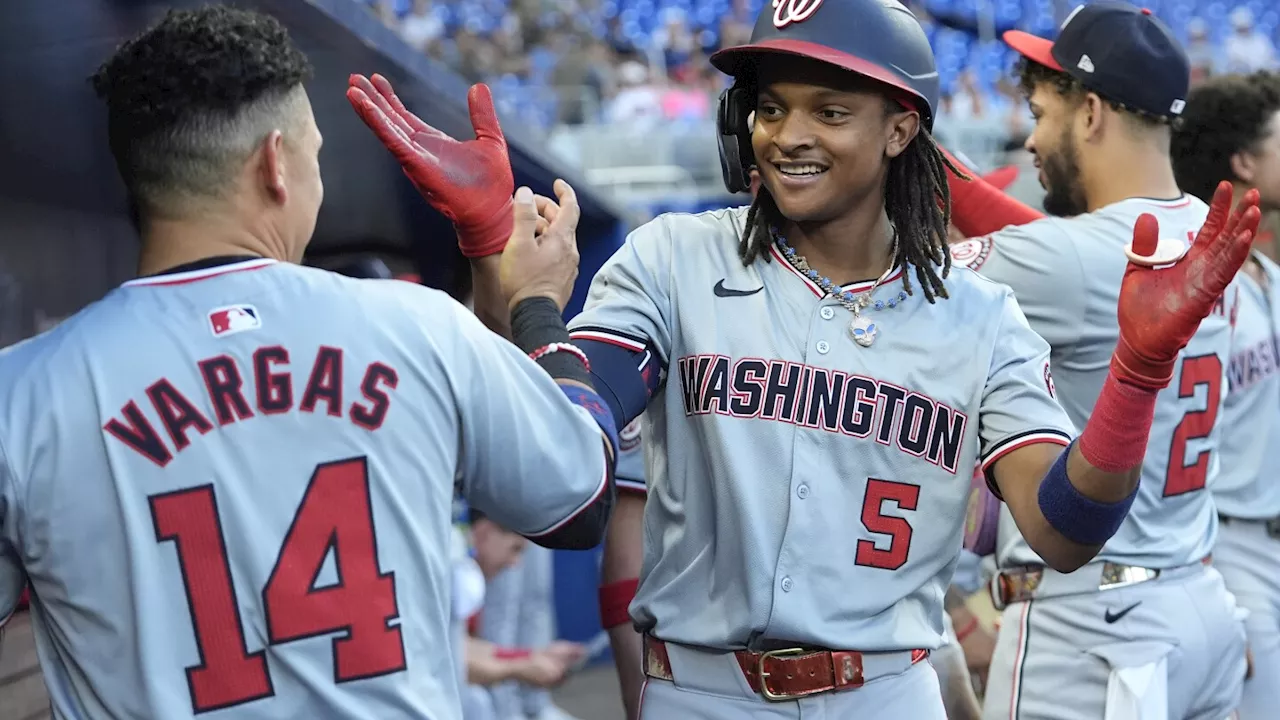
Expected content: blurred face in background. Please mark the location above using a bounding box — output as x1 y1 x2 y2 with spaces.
1238 110 1280 212
471 517 526 579
1023 82 1088 217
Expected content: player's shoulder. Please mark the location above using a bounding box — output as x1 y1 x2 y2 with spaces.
626 205 750 256
1093 194 1209 230
0 292 118 381
949 214 1078 272
280 263 470 327
937 263 1019 306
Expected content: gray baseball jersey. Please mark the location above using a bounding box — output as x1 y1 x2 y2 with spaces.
951 195 1238 569
0 258 609 719
1214 251 1280 519
568 206 1073 652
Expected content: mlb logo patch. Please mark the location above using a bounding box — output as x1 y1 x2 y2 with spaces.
208 305 261 337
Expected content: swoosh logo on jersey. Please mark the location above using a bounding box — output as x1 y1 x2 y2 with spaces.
713 279 763 297
1104 602 1141 623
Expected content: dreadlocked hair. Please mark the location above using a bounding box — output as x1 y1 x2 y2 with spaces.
737 123 967 304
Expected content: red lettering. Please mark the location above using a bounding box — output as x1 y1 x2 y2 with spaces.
147 379 213 451
350 363 399 430
300 347 344 417
104 401 173 467
200 356 254 426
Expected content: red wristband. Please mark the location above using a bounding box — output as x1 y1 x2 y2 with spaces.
494 647 532 660
1078 371 1159 473
954 616 979 643
599 578 639 629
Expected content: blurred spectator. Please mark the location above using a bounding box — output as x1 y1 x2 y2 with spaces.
650 8 698 74
1224 8 1277 74
944 70 987 121
1186 18 1216 85
606 61 664 130
362 0 1275 141
399 0 445 52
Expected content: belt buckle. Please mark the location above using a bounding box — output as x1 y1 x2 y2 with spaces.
1099 562 1158 590
756 647 808 702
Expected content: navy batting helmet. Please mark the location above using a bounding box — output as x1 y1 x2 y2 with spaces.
709 0 940 193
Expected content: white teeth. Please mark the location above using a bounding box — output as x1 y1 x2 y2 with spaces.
777 164 826 176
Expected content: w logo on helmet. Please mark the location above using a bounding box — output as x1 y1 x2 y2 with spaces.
772 0 824 28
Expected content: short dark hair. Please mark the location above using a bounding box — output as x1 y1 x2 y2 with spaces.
739 98 963 304
1015 58 1168 131
91 6 313 217
1171 71 1280 203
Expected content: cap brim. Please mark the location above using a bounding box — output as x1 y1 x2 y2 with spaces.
1002 30 1063 71
710 39 932 119
982 165 1019 190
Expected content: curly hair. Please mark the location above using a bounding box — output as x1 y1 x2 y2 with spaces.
1171 71 1280 203
91 6 312 217
1015 58 1170 131
737 99 964 304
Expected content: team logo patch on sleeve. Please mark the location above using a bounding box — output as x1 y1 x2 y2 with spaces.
949 237 993 270
209 305 261 337
1043 362 1056 398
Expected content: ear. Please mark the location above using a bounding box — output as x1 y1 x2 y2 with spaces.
1230 150 1256 184
260 129 288 204
885 109 921 159
1080 93 1106 141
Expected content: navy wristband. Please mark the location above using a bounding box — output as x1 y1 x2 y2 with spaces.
560 383 619 461
1037 443 1136 546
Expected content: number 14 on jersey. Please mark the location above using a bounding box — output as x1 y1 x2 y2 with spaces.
149 457 406 713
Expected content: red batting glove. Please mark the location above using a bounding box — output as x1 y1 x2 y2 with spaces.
346 74 514 257
1112 182 1261 389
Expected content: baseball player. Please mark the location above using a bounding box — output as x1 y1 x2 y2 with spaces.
1171 70 1280 720
355 4 1257 720
0 8 618 719
941 5 1253 719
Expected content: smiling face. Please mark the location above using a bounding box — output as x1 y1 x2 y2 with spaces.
750 55 920 225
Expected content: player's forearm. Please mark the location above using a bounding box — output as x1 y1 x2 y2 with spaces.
469 254 511 339
465 638 525 685
601 492 645 717
608 625 646 720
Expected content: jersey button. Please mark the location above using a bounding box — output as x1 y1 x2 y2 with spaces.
816 340 830 354
820 306 835 320
781 577 794 592
796 484 809 499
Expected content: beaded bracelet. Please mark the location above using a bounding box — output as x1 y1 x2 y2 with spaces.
529 342 590 372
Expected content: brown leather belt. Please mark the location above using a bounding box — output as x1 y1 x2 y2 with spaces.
643 636 928 702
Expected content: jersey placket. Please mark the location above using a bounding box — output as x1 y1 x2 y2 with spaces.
759 252 877 641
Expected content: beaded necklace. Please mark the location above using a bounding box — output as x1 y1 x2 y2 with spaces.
773 230 907 347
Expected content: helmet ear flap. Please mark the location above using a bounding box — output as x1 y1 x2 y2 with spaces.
717 82 756 194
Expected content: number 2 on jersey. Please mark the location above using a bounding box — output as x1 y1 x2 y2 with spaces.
149 457 405 714
1164 354 1223 497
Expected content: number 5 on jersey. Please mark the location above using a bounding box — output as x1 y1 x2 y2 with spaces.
149 457 406 714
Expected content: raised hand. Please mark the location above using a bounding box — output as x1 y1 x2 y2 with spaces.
501 179 582 312
346 73 514 257
1113 182 1261 389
